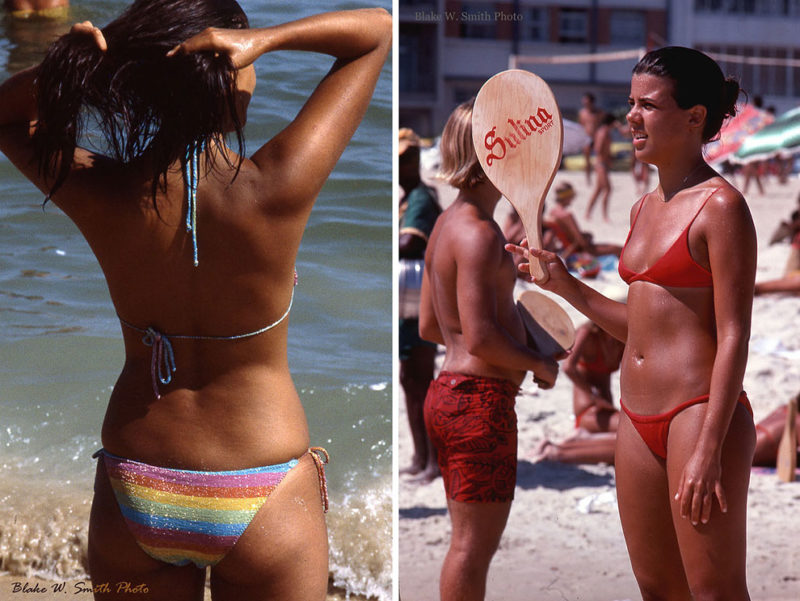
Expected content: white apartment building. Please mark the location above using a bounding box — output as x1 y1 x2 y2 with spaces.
400 0 800 136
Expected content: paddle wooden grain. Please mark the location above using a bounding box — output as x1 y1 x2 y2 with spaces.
516 290 575 358
472 70 563 283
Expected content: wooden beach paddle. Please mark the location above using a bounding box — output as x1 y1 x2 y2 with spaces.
776 394 798 482
472 69 563 283
516 290 575 358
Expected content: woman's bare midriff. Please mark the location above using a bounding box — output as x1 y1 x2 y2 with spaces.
621 283 718 414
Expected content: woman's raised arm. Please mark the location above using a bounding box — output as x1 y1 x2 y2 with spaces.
171 8 392 211
0 22 106 196
0 66 38 129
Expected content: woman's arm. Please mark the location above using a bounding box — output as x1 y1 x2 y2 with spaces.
505 242 629 342
170 9 392 211
675 188 757 525
0 67 40 189
0 22 104 195
0 66 38 128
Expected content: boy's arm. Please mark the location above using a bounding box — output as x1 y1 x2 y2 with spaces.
458 223 557 386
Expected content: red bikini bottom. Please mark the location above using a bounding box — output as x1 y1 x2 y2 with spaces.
620 392 752 459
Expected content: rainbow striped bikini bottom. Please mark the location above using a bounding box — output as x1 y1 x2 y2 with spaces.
94 447 329 568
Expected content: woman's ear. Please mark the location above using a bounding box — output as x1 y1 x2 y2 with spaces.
687 104 707 131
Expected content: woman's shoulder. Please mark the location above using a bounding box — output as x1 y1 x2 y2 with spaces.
701 177 749 219
696 177 755 241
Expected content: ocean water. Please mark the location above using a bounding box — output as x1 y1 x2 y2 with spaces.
0 1 392 599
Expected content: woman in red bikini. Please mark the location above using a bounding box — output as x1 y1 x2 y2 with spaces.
509 46 756 599
0 1 390 599
566 321 624 433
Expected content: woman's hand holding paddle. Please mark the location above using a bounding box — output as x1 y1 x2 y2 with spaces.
506 239 571 291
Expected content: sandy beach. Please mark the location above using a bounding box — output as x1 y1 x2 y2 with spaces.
399 167 800 601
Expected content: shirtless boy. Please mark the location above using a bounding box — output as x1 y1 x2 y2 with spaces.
418 98 558 601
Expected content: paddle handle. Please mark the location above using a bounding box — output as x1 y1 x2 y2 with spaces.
527 227 550 284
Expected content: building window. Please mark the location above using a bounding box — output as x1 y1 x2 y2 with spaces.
520 7 548 41
460 2 497 39
695 0 800 14
694 0 719 10
609 10 646 46
399 24 437 94
558 8 588 44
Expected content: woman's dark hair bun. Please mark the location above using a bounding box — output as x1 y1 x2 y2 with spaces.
633 46 743 143
721 77 741 121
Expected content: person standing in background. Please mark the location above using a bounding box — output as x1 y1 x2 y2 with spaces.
399 127 441 482
578 92 602 185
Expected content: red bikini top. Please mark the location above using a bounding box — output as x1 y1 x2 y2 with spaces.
618 188 720 288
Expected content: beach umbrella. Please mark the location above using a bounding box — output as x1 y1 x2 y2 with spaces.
703 104 774 166
732 106 800 164
563 118 591 156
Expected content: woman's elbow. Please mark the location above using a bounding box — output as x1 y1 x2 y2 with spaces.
370 7 392 28
364 8 392 43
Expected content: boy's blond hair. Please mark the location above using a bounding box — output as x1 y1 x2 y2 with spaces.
438 98 486 190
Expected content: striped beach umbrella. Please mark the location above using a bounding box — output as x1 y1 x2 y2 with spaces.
703 104 773 166
732 106 800 164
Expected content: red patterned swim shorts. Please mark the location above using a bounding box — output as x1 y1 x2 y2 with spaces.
424 371 519 503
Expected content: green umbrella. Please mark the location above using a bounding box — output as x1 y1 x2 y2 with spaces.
732 106 800 164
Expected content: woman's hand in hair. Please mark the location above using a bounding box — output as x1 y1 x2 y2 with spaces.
70 21 107 52
166 28 261 70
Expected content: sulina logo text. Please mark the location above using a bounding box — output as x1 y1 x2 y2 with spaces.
482 107 555 166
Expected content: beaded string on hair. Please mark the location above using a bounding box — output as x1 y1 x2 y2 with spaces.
185 140 206 266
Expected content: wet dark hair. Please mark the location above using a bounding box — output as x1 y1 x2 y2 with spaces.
633 46 741 143
33 0 249 203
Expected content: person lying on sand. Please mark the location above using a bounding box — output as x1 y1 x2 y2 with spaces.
755 273 800 295
534 395 800 468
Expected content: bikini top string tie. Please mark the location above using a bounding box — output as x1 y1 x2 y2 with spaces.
118 275 297 399
141 327 176 400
